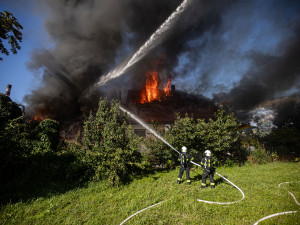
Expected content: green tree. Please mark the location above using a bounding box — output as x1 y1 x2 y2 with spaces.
0 11 23 61
165 113 198 155
0 93 22 126
262 126 300 156
81 98 145 186
198 110 241 163
143 121 173 168
0 94 30 182
31 119 60 153
163 109 243 165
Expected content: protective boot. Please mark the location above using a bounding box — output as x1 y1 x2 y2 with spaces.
187 180 191 185
177 178 181 184
201 183 206 189
211 183 215 189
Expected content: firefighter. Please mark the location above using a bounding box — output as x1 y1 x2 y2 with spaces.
177 146 193 185
201 150 216 189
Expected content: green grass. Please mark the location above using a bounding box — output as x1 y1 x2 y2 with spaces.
1 162 299 224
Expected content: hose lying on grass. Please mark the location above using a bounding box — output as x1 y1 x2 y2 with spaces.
253 181 299 225
119 167 245 224
119 201 163 225
190 161 245 205
196 171 245 205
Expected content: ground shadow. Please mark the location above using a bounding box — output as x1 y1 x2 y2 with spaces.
0 177 86 205
191 174 223 185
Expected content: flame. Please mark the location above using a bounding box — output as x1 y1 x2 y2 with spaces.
32 109 49 122
139 71 171 104
140 71 160 103
164 78 171 96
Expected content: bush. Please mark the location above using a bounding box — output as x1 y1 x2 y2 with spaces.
0 116 31 183
164 110 243 166
31 119 60 153
143 137 175 169
80 98 146 186
248 145 272 165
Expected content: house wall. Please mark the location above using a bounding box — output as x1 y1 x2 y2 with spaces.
130 122 172 138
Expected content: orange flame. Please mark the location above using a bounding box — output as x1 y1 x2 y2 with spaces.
140 71 160 103
164 78 171 96
140 71 171 104
32 109 49 121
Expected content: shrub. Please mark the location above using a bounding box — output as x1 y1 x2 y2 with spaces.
31 119 60 153
0 116 31 182
164 110 243 166
143 137 175 169
80 98 146 186
248 145 272 165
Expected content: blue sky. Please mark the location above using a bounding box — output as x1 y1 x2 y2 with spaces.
0 0 49 104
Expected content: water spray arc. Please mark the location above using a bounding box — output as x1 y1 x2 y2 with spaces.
119 106 180 154
94 0 192 88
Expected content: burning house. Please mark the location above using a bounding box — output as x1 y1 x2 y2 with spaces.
124 71 218 138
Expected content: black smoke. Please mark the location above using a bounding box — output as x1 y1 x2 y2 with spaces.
24 0 300 124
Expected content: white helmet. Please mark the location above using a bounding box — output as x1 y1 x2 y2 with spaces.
181 146 187 153
204 150 211 157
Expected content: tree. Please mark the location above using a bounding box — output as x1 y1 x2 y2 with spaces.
81 98 145 186
0 11 23 61
0 94 30 183
164 110 243 166
165 113 198 155
197 110 241 163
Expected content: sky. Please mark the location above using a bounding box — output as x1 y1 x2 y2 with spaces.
1 0 300 128
0 0 49 103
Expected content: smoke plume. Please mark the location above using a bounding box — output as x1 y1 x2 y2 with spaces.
25 0 300 125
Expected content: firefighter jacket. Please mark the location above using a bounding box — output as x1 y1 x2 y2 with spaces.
178 152 193 168
201 156 215 173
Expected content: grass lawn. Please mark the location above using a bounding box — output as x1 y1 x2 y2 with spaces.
1 161 299 224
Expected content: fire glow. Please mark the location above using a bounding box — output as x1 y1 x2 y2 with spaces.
32 109 49 122
140 71 171 104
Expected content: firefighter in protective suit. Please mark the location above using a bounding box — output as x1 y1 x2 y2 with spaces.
177 146 193 185
201 150 216 189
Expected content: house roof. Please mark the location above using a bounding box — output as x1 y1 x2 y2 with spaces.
125 90 218 123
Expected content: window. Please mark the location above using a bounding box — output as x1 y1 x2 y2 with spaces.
134 129 146 137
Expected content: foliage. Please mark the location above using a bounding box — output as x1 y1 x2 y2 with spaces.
248 144 272 165
165 113 198 155
31 119 60 153
0 11 23 61
0 93 23 126
198 110 241 161
162 110 243 166
0 94 28 182
143 129 174 169
261 126 300 156
80 98 145 186
0 94 82 202
0 116 31 182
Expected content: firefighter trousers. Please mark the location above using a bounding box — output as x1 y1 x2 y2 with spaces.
178 166 190 181
201 169 215 187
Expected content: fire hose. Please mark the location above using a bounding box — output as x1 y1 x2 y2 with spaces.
119 161 245 225
119 201 164 225
252 181 299 225
190 161 245 204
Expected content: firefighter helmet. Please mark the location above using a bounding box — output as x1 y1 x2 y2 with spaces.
204 150 211 157
181 146 187 153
